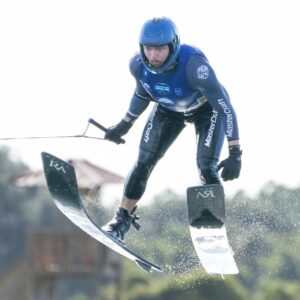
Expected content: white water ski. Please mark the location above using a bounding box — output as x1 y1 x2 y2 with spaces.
190 226 238 276
187 185 239 276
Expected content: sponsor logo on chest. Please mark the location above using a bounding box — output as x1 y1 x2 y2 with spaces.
154 83 170 95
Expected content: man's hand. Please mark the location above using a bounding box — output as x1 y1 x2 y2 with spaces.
105 120 133 144
217 145 242 181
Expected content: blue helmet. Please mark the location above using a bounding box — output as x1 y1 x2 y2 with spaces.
139 17 181 74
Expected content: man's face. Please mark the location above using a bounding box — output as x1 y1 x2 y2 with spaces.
143 45 170 67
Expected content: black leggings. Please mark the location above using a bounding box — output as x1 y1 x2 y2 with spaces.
124 104 224 199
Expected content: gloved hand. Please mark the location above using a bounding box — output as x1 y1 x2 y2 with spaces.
105 120 133 144
217 145 242 181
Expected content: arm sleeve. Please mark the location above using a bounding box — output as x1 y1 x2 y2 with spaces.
125 53 151 121
126 93 150 120
186 55 239 141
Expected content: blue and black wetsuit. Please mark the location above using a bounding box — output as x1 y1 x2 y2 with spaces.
123 44 239 199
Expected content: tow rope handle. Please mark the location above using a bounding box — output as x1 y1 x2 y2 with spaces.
88 118 125 144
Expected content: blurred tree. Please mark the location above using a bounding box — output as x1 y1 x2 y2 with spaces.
0 147 29 275
256 279 300 300
123 265 248 300
0 146 60 276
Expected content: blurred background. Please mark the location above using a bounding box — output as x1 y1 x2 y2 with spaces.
1 147 299 299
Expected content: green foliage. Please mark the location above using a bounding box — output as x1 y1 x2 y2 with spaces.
226 182 300 298
255 279 300 300
122 262 248 300
67 293 89 300
0 147 29 274
257 235 300 281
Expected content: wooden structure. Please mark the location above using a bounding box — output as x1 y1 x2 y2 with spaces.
11 158 124 189
0 229 122 299
0 158 125 299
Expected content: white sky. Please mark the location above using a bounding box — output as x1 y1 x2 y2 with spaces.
1 0 300 202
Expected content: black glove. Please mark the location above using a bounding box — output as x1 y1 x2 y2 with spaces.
217 145 242 181
105 120 133 144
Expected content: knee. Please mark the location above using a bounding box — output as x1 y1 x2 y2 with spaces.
200 167 221 185
124 151 158 199
198 157 221 185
